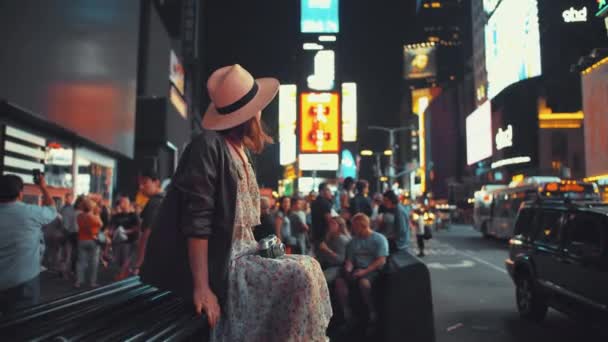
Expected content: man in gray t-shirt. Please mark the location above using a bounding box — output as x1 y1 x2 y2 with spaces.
0 174 57 313
336 213 388 325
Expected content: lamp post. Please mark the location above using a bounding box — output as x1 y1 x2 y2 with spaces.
360 149 392 193
368 125 416 185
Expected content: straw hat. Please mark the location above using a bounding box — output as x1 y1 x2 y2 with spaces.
202 64 279 131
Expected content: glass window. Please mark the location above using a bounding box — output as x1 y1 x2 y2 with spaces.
565 213 605 258
534 210 564 248
44 145 74 189
514 208 536 236
75 148 116 203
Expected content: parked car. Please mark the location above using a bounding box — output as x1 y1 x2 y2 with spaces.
505 199 608 324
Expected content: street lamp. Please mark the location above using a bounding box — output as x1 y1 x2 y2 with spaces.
359 149 389 193
368 125 417 185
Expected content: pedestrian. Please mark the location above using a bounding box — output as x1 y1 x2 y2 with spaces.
132 170 164 275
350 180 373 217
317 216 351 283
338 177 356 211
288 196 310 255
380 190 411 254
75 198 103 288
413 206 428 257
274 196 297 253
253 196 274 241
0 174 58 313
335 213 389 330
110 195 140 280
141 64 332 341
59 192 78 278
311 183 335 255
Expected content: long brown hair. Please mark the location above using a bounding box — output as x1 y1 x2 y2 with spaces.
220 116 273 154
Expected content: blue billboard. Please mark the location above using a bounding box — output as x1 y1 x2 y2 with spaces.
301 0 339 33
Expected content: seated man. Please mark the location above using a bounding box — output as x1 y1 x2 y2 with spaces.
335 213 389 326
380 190 411 253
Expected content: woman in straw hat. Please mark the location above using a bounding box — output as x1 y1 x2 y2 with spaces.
141 65 331 341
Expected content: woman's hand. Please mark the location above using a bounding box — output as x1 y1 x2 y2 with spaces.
193 285 221 328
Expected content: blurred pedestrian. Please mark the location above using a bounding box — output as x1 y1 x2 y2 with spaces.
311 183 334 255
350 180 373 217
110 195 140 280
132 170 164 275
253 196 274 241
381 190 411 253
336 213 388 329
275 196 297 253
0 174 57 313
59 192 78 278
338 177 356 211
75 198 103 288
318 216 351 283
288 196 310 254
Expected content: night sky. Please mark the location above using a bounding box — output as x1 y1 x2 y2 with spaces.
203 1 418 188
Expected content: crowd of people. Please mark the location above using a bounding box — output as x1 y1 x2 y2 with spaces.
0 170 164 314
251 177 434 335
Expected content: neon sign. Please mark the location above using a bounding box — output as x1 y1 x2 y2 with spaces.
495 124 513 150
563 7 588 22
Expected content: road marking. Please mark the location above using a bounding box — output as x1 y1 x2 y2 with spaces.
458 249 507 274
427 260 475 270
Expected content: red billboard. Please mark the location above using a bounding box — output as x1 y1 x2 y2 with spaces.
299 92 340 153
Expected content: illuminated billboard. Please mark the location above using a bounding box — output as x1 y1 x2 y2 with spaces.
485 0 541 99
582 59 608 178
301 0 339 33
279 85 297 166
307 50 335 91
466 101 493 165
403 43 437 80
299 153 339 171
341 83 357 142
300 92 340 153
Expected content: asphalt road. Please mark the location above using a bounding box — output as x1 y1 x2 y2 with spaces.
422 224 607 342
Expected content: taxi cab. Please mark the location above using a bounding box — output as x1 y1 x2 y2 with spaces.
505 184 608 324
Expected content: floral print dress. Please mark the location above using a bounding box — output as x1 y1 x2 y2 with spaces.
210 143 332 342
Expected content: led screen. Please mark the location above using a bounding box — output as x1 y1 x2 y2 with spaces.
279 85 297 166
341 83 357 142
466 101 493 165
301 0 339 33
485 0 541 99
583 61 608 177
0 0 140 157
403 44 437 80
300 92 340 153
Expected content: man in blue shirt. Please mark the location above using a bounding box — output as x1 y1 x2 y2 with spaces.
336 213 389 327
0 174 57 313
381 190 411 253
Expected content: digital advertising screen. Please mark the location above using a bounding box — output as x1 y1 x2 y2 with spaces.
341 83 357 142
582 61 608 178
466 101 493 165
0 0 140 157
300 92 340 153
485 0 541 99
403 44 437 80
279 85 297 166
301 0 339 33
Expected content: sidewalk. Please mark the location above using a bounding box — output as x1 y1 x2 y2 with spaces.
39 264 122 304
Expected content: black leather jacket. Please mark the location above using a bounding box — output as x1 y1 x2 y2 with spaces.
141 130 238 305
